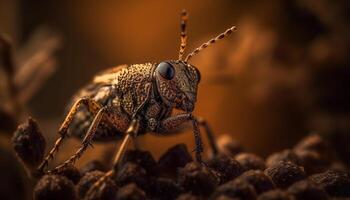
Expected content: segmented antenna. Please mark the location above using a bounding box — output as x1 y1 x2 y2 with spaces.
185 26 236 62
178 10 188 60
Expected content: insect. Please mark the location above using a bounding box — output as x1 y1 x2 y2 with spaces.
37 10 236 195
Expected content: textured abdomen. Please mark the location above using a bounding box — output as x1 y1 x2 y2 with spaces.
67 82 125 142
66 63 155 141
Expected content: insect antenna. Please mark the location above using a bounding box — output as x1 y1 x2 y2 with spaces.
185 26 236 62
178 9 188 60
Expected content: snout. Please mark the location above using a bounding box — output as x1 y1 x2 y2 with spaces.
185 92 197 103
182 92 197 112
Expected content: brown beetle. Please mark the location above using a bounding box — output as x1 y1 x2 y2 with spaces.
38 10 236 195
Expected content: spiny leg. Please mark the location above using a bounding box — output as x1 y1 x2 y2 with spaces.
38 97 101 172
156 113 205 163
48 107 112 173
191 118 204 163
85 119 139 199
195 117 218 155
178 9 188 60
157 114 218 162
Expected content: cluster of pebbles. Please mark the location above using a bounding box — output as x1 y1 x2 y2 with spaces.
12 118 350 200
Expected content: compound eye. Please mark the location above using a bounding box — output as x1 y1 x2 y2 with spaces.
157 62 175 80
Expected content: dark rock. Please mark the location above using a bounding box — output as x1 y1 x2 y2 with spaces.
235 153 266 171
178 162 218 196
148 177 182 200
122 149 156 173
158 144 192 178
265 161 306 189
236 170 275 194
287 179 329 200
115 162 148 190
54 164 81 184
207 154 243 184
33 175 76 200
12 117 46 169
310 170 350 197
76 170 117 200
258 190 294 200
266 149 300 167
116 183 146 200
211 179 257 200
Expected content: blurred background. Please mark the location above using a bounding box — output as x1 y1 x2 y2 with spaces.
1 1 350 198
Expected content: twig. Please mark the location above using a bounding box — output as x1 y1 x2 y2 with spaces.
0 33 21 117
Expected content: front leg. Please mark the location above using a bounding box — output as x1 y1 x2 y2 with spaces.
196 117 218 155
157 113 192 133
157 113 204 163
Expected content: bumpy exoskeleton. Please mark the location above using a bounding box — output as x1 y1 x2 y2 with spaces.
37 10 236 196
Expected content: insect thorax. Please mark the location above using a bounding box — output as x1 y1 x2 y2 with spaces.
67 63 172 140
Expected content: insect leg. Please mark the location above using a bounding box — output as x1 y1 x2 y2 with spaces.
112 119 139 167
38 97 101 172
191 118 204 163
49 106 110 173
157 113 204 163
195 117 218 155
85 119 139 199
157 113 192 133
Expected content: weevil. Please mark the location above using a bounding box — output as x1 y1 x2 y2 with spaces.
37 10 236 194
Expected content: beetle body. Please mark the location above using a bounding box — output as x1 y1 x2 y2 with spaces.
38 10 236 181
68 61 200 141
